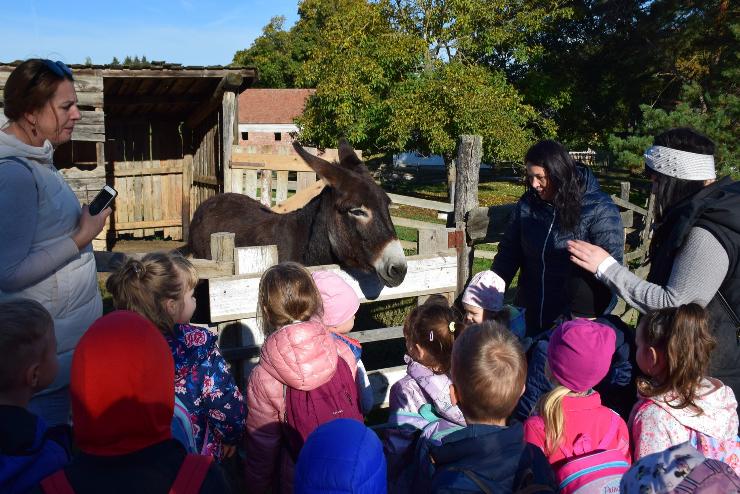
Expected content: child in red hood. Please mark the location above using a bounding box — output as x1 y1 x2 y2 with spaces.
36 310 232 494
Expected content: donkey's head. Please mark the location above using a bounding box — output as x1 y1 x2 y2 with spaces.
294 140 407 287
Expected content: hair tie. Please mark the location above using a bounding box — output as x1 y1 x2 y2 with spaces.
429 331 434 342
131 261 145 278
449 321 456 333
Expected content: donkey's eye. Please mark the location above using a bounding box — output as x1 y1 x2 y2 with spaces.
349 208 367 217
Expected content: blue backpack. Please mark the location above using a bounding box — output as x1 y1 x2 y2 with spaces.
171 396 199 454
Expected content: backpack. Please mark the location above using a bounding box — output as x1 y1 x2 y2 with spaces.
553 413 629 494
172 395 199 454
282 355 362 460
40 453 213 494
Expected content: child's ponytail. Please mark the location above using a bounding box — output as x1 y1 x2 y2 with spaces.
537 385 570 455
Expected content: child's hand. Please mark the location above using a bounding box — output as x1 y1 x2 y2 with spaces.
222 444 237 458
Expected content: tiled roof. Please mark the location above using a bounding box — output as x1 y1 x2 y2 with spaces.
238 88 316 124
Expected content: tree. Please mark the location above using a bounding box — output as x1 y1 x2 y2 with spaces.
294 0 557 170
84 56 93 66
232 16 306 88
111 56 121 67
123 56 132 65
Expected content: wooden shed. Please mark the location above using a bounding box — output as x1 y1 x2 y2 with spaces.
0 62 257 249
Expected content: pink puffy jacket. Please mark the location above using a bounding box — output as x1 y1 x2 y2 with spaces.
243 320 358 494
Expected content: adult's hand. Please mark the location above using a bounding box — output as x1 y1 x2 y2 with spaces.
567 239 611 274
71 205 111 250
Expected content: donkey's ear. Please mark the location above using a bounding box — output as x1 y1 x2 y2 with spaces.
338 139 364 170
293 141 344 188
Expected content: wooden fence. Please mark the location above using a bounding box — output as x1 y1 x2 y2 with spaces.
96 136 655 408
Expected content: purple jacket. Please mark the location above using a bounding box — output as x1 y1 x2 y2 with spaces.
385 356 466 488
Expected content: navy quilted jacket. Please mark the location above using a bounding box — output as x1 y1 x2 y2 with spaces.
491 166 624 333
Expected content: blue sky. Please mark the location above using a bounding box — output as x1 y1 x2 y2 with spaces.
1 0 300 66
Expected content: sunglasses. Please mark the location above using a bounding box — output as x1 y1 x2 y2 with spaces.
28 59 74 89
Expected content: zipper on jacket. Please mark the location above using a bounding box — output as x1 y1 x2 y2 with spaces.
540 213 556 329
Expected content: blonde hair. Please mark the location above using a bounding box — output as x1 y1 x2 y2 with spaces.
257 262 323 336
637 304 716 414
106 252 198 333
536 383 572 455
403 295 463 374
451 320 526 422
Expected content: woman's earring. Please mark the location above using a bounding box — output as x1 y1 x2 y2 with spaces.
30 121 38 137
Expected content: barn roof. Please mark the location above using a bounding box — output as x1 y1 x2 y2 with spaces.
238 88 315 124
0 61 258 121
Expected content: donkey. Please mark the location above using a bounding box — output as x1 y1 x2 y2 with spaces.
187 140 407 287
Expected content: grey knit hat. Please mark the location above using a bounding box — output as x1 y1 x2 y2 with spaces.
644 145 716 180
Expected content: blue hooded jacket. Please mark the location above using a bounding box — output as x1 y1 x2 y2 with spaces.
0 405 70 494
426 423 555 493
491 166 624 333
295 419 387 494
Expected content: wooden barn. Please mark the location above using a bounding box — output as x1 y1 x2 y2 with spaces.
0 62 257 249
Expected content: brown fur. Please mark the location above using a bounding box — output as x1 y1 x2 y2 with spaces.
187 140 407 286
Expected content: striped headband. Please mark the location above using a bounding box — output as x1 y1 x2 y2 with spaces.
644 145 716 180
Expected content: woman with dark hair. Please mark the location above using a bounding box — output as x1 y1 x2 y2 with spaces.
489 139 624 334
0 59 110 425
568 127 740 400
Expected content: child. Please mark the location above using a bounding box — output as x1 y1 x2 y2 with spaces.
461 270 526 339
244 262 361 494
106 252 245 460
424 321 555 492
295 419 387 494
37 311 231 493
513 270 636 422
630 304 739 473
311 270 374 413
523 319 630 467
385 296 466 486
0 299 69 494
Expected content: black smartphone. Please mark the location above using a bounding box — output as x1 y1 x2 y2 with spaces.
88 185 117 215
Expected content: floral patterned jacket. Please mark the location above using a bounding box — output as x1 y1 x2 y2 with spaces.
166 323 246 460
629 377 740 475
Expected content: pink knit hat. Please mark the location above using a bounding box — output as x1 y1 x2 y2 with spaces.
547 319 616 393
461 270 506 311
311 270 360 327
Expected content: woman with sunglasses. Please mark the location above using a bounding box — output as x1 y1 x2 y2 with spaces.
0 59 110 425
487 139 625 335
568 128 740 401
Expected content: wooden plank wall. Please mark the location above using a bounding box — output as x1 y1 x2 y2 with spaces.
188 112 221 217
107 120 185 239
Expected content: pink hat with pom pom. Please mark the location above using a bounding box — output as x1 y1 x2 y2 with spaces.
311 270 360 327
461 270 506 311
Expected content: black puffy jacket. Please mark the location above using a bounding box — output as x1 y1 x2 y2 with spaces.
492 166 624 334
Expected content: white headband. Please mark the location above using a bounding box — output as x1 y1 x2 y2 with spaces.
644 145 716 180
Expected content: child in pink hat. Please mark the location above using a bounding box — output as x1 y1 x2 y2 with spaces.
523 319 630 470
311 270 374 413
461 270 526 339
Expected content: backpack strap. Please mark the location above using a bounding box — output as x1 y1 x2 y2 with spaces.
40 470 76 494
447 467 494 494
169 454 213 494
596 412 621 450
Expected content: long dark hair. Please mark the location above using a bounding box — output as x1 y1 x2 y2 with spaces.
525 140 583 232
647 128 715 260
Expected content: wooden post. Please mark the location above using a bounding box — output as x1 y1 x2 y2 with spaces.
235 245 279 275
620 181 633 229
260 169 273 207
182 154 193 242
221 91 237 193
454 135 482 295
210 232 235 265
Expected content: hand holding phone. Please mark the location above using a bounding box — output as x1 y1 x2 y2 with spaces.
89 185 117 215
